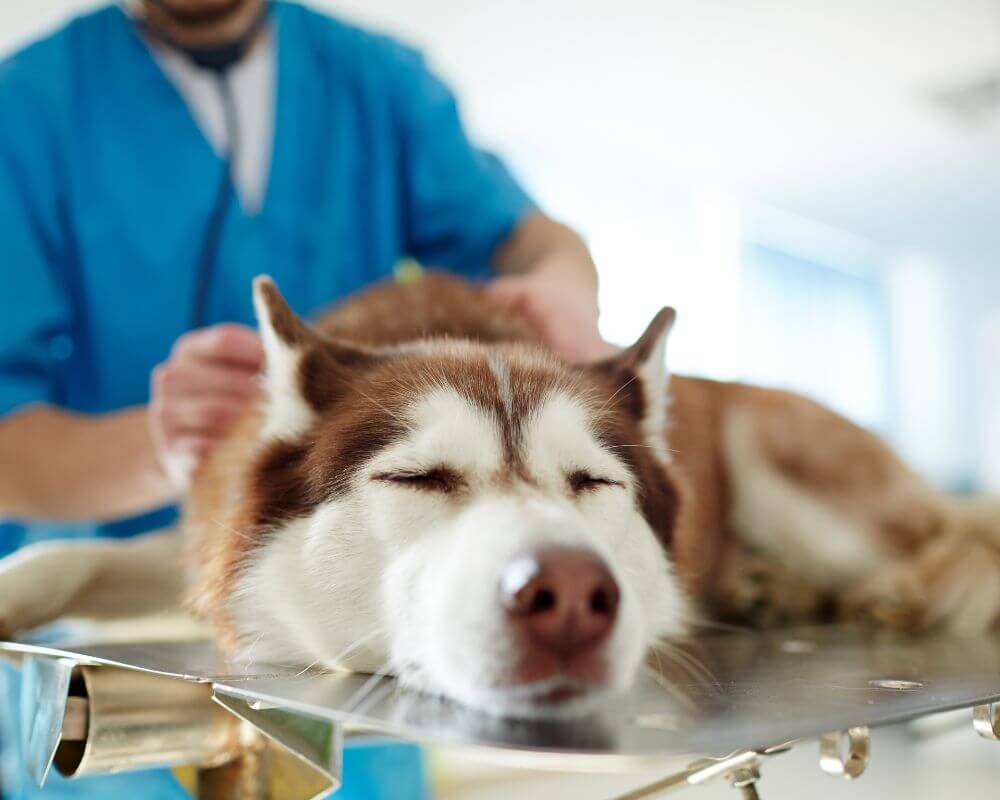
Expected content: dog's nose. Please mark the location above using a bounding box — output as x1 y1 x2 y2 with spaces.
500 546 620 657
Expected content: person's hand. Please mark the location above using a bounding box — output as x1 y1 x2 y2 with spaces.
485 269 619 363
149 324 264 489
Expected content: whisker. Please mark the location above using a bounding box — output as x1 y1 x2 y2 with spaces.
595 374 639 417
642 664 699 714
211 518 257 544
648 643 666 678
353 680 396 717
684 617 752 634
353 388 416 434
343 662 394 715
326 628 385 669
606 444 680 455
293 659 323 678
239 631 266 675
651 640 720 689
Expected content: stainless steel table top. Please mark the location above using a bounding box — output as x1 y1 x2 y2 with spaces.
5 626 1000 766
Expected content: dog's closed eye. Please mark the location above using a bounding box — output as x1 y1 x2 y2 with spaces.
372 466 464 493
567 470 625 494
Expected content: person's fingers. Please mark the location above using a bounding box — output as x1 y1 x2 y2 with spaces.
483 275 521 294
556 332 620 363
483 277 532 309
153 361 259 401
162 395 248 435
173 323 264 369
485 274 613 362
531 305 615 363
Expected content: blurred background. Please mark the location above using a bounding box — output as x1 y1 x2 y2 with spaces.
4 0 998 493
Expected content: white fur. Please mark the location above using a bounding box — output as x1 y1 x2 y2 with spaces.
230 385 687 716
252 280 316 440
723 409 888 588
636 325 672 467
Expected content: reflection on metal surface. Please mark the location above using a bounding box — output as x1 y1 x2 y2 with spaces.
779 639 818 655
214 626 1000 765
20 656 76 787
55 665 239 778
973 703 1000 740
633 713 691 732
8 625 1000 771
818 726 870 780
0 638 292 682
868 679 923 690
213 692 341 800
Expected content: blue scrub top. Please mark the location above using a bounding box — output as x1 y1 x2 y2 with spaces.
0 1 534 552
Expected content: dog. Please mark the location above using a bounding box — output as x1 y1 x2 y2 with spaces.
1 272 998 718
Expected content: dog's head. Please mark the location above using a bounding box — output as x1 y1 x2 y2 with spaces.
232 277 690 717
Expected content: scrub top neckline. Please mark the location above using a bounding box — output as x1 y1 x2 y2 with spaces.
109 3 286 222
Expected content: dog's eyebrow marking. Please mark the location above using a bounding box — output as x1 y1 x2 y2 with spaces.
487 351 515 424
487 351 521 475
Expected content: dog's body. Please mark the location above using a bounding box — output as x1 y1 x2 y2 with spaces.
2 273 999 716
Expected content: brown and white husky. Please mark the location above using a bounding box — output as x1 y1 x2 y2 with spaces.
2 273 999 717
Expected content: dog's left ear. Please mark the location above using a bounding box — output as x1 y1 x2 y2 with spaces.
252 276 374 439
614 307 676 389
596 307 676 461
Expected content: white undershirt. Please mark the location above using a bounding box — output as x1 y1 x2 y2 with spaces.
148 29 276 214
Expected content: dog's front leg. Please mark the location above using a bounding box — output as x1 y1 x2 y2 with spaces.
0 530 184 637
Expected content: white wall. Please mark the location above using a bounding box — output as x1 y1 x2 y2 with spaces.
979 317 1000 493
0 1 103 55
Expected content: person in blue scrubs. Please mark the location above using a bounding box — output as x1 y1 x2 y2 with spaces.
0 0 610 796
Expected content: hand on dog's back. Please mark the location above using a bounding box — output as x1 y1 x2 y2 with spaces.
148 323 264 490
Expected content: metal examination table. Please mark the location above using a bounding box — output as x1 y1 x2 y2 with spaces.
3 625 1000 798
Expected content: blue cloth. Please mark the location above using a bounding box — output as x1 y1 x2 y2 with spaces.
0 0 534 554
0 662 188 799
0 3 532 797
336 740 429 800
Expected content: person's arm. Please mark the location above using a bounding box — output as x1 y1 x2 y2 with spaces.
0 60 164 523
0 406 173 521
488 211 617 362
492 211 598 287
0 323 262 522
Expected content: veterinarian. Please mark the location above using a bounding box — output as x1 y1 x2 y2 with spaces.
0 0 610 797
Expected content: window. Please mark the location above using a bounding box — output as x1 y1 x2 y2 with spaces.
740 242 893 435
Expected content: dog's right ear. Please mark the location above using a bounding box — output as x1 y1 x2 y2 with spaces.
253 275 320 357
592 307 677 466
252 276 373 439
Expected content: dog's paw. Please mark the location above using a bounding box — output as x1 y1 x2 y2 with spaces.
843 534 1000 635
715 546 826 628
841 566 927 632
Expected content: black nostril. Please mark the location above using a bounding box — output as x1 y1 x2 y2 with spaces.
589 587 611 615
531 588 556 614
